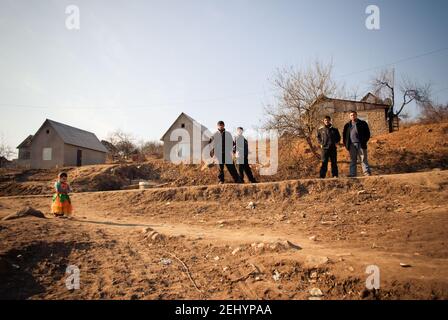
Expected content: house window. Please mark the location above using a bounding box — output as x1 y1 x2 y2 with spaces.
46 129 50 134
42 147 52 160
177 143 189 159
181 123 185 128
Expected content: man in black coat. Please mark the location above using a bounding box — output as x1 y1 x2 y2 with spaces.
209 121 242 184
317 116 341 178
342 110 372 177
233 127 257 183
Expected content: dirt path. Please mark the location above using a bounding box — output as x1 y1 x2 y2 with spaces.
0 170 447 299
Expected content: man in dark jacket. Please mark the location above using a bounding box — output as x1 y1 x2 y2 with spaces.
342 111 372 177
233 127 257 183
317 116 341 178
209 121 242 184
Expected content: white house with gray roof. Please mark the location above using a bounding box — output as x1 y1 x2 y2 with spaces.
17 119 108 169
160 112 210 163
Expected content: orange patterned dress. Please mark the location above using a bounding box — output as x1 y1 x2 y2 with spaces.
51 181 73 216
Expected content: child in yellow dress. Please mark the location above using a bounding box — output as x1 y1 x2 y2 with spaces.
51 172 73 217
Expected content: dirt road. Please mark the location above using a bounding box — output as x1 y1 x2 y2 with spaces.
0 170 447 299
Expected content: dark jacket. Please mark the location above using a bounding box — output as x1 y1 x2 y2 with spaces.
209 129 234 164
343 119 371 150
233 134 249 163
317 125 341 149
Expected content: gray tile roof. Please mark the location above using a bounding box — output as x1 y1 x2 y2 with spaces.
46 119 108 153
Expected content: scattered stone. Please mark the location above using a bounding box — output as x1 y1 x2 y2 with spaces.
309 287 323 297
309 235 317 241
357 190 368 195
246 202 256 210
272 270 281 281
145 230 165 242
257 243 265 249
231 247 241 255
214 256 220 261
310 271 318 279
141 227 153 234
276 214 287 221
160 258 172 266
400 263 411 268
223 266 229 272
282 240 302 250
2 206 45 221
348 266 355 272
305 255 329 267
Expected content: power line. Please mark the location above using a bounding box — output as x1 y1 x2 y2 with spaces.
336 47 448 79
1 47 447 110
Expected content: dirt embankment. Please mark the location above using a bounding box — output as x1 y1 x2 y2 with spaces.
1 122 447 196
0 170 447 299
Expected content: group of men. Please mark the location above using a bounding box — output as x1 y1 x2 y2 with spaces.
208 121 257 184
208 110 372 184
317 110 372 178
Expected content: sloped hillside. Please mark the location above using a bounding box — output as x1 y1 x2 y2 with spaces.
0 122 447 196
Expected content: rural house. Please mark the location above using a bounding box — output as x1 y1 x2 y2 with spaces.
16 119 108 169
160 112 210 163
312 93 396 136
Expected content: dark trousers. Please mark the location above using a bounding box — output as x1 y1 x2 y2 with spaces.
238 162 256 183
320 147 338 178
218 163 242 183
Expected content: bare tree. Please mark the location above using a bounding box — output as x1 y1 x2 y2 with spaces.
0 134 15 160
418 101 448 123
138 140 163 159
106 129 137 160
264 60 342 158
372 69 432 131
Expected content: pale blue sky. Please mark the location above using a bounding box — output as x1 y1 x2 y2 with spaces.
1 0 447 154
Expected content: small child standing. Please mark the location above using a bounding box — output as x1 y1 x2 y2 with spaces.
51 172 73 217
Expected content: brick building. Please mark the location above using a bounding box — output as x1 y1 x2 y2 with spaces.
312 93 394 136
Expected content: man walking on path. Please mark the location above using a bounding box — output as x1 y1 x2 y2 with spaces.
317 116 341 178
233 127 257 183
209 121 242 184
342 111 372 177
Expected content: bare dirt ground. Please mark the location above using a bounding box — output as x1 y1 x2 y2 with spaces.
0 170 447 300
